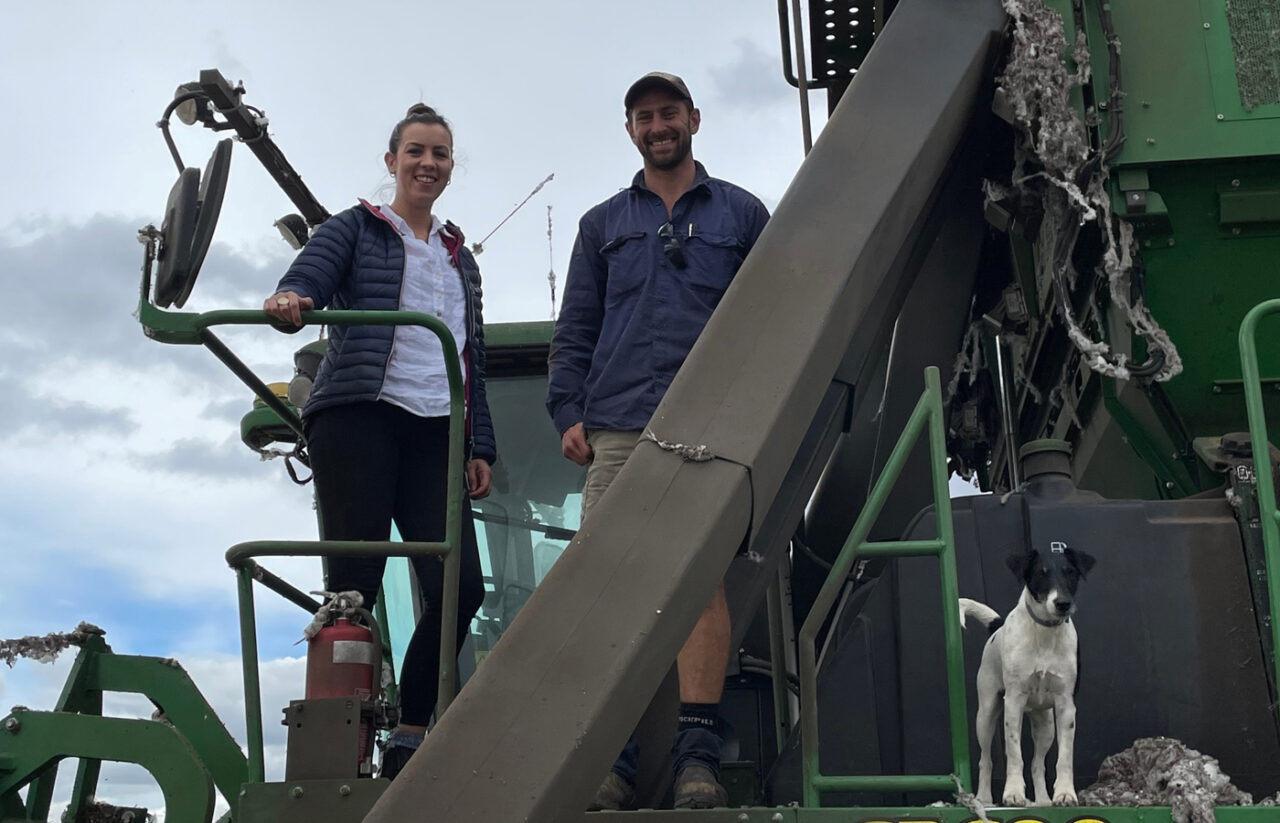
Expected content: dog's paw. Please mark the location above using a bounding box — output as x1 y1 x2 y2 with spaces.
1052 789 1078 806
976 789 993 806
1001 788 1029 807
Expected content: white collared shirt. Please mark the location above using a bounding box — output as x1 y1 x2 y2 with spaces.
377 204 467 417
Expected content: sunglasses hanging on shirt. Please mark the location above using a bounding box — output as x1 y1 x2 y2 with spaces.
657 221 688 269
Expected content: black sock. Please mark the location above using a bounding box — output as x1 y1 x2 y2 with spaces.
674 702 723 777
677 702 720 734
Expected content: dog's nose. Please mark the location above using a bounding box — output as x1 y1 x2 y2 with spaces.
1054 600 1072 613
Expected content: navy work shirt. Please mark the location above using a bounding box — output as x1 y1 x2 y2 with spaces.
547 162 770 435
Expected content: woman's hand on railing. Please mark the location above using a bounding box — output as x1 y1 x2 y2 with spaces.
264 291 315 327
467 458 492 500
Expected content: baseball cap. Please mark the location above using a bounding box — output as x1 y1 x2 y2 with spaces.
624 72 694 113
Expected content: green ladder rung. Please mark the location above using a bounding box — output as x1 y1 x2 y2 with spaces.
857 539 946 557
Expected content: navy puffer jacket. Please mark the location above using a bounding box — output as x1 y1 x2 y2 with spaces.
275 201 496 465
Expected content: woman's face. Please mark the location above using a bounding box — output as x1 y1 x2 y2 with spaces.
385 122 453 208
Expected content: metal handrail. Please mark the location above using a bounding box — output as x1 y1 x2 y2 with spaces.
139 300 468 784
797 366 970 806
1237 299 1280 732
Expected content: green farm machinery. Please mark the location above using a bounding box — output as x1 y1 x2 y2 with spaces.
6 0 1280 820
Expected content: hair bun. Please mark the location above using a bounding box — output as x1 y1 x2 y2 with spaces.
406 103 437 118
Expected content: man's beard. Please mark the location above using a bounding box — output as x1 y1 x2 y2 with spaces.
641 131 692 170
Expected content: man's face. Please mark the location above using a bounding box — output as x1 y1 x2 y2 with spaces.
626 89 700 171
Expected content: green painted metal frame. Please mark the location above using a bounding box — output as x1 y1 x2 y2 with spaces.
483 319 555 348
0 633 244 822
227 538 459 785
0 710 215 823
1237 298 1280 730
137 299 467 787
1099 379 1197 498
798 367 969 806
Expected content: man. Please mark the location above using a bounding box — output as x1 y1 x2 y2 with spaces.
546 72 770 811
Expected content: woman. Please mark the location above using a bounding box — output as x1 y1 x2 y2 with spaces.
264 104 493 780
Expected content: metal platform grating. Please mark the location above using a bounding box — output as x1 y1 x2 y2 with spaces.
808 0 898 81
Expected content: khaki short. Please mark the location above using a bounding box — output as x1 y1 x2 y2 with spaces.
581 429 644 518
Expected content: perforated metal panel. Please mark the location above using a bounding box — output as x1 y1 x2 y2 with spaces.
809 0 898 82
1226 0 1280 110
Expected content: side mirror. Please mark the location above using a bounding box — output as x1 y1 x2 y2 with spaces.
153 138 232 308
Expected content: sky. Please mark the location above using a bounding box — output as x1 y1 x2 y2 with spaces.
0 2 973 817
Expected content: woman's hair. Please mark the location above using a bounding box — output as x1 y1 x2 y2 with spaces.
388 104 453 154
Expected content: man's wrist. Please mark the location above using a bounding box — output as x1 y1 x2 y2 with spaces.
553 406 584 436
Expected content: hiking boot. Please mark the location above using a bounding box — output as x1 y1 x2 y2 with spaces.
587 770 636 811
673 764 728 809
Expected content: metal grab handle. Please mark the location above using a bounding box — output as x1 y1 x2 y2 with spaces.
227 539 454 566
139 303 465 447
797 367 970 806
141 302 468 559
1238 299 1280 733
139 301 471 785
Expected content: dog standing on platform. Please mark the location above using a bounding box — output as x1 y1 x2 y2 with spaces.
959 543 1096 807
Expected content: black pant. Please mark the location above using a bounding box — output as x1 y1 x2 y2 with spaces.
307 401 484 726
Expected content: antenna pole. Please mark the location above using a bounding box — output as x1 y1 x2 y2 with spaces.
547 205 557 320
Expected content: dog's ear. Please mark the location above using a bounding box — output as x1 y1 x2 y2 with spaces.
1006 551 1034 582
1068 548 1096 579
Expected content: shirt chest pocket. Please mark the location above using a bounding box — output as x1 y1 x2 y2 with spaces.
683 232 743 295
600 230 648 307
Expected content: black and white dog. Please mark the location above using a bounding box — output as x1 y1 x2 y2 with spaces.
959 543 1096 807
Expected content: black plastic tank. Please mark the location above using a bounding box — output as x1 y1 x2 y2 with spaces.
769 439 1280 804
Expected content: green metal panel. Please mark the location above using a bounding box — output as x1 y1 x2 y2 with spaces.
95 653 249 811
484 320 553 348
1012 1 1280 496
2 790 26 819
0 709 214 823
1220 187 1280 224
1118 159 1280 448
1046 0 1280 164
1199 0 1280 122
237 778 386 823
239 404 299 450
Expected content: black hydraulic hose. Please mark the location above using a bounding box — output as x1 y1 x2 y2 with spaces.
1096 0 1126 163
792 530 832 573
792 528 869 585
1126 347 1167 380
1048 2 1166 382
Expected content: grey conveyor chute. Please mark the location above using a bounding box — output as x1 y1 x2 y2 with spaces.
363 0 1009 820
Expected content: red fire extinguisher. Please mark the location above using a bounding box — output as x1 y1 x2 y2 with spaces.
306 616 376 699
306 615 377 769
